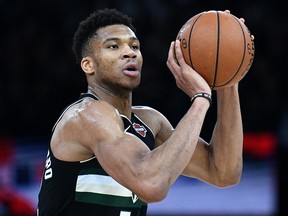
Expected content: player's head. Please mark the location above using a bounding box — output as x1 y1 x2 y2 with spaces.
72 8 136 64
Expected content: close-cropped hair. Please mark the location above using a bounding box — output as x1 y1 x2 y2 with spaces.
72 8 136 63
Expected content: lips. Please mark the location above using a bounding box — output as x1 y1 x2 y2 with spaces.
123 62 140 77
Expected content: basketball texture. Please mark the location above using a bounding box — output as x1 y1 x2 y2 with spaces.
177 10 255 90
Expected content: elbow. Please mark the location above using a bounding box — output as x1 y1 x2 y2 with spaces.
215 174 241 188
137 180 169 203
214 167 243 188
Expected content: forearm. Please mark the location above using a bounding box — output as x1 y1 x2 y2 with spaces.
134 98 210 201
158 98 210 181
210 85 243 185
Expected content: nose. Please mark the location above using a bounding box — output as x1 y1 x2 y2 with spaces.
121 44 137 59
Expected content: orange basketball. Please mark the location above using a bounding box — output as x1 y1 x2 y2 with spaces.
177 10 255 90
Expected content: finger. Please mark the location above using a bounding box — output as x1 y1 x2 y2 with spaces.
224 10 230 14
167 41 180 73
167 41 175 67
174 40 185 67
167 41 176 62
239 18 245 23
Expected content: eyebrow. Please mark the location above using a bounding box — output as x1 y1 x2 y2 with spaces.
103 36 139 43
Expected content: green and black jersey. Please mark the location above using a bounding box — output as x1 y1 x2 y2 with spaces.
37 93 155 216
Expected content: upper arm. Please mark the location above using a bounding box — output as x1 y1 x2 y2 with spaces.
133 107 213 180
75 102 154 195
182 137 212 180
132 106 175 149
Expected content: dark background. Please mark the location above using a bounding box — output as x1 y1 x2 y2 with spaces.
0 0 287 215
1 0 286 136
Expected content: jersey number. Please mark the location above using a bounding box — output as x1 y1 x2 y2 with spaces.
44 156 53 180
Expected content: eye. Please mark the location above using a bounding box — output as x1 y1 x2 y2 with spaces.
108 45 118 49
131 45 139 50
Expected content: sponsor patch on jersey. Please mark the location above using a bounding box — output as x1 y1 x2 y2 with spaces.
132 123 147 137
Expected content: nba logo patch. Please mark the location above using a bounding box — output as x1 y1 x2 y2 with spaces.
132 123 147 137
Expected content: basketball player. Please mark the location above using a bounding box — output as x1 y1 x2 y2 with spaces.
38 8 244 216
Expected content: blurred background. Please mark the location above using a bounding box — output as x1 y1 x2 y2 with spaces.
0 0 287 215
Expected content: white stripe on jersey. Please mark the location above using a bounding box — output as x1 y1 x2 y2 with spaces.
76 174 133 198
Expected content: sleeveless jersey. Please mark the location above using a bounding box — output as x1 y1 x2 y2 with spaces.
37 93 155 216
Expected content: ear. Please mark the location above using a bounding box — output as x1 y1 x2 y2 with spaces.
81 57 95 74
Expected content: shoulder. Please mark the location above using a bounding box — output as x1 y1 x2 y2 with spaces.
50 98 126 161
65 98 120 124
132 105 165 119
132 106 173 144
55 98 124 142
132 106 167 125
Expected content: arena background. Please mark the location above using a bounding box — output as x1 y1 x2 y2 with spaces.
0 0 287 215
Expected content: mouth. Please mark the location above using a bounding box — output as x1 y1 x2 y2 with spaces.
123 63 140 77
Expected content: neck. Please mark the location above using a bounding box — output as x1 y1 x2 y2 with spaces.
87 85 132 118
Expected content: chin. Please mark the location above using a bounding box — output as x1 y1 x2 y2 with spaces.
127 79 141 90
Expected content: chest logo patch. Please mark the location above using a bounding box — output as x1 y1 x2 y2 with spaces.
132 123 147 137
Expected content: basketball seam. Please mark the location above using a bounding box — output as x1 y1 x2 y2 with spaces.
213 11 221 90
217 16 247 88
188 14 203 70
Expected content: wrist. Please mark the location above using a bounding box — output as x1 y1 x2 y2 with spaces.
191 92 212 108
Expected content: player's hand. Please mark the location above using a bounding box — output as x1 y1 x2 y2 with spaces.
225 9 255 41
166 40 211 98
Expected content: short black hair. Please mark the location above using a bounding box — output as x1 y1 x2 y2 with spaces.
72 8 136 63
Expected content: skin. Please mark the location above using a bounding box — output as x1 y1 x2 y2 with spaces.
51 11 244 203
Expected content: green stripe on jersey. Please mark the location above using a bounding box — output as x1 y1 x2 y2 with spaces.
75 192 146 208
78 167 108 176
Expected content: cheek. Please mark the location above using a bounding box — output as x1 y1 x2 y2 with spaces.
96 57 114 72
137 54 143 69
95 58 119 82
139 58 143 70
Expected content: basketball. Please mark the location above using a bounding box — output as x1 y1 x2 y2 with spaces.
177 10 255 90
